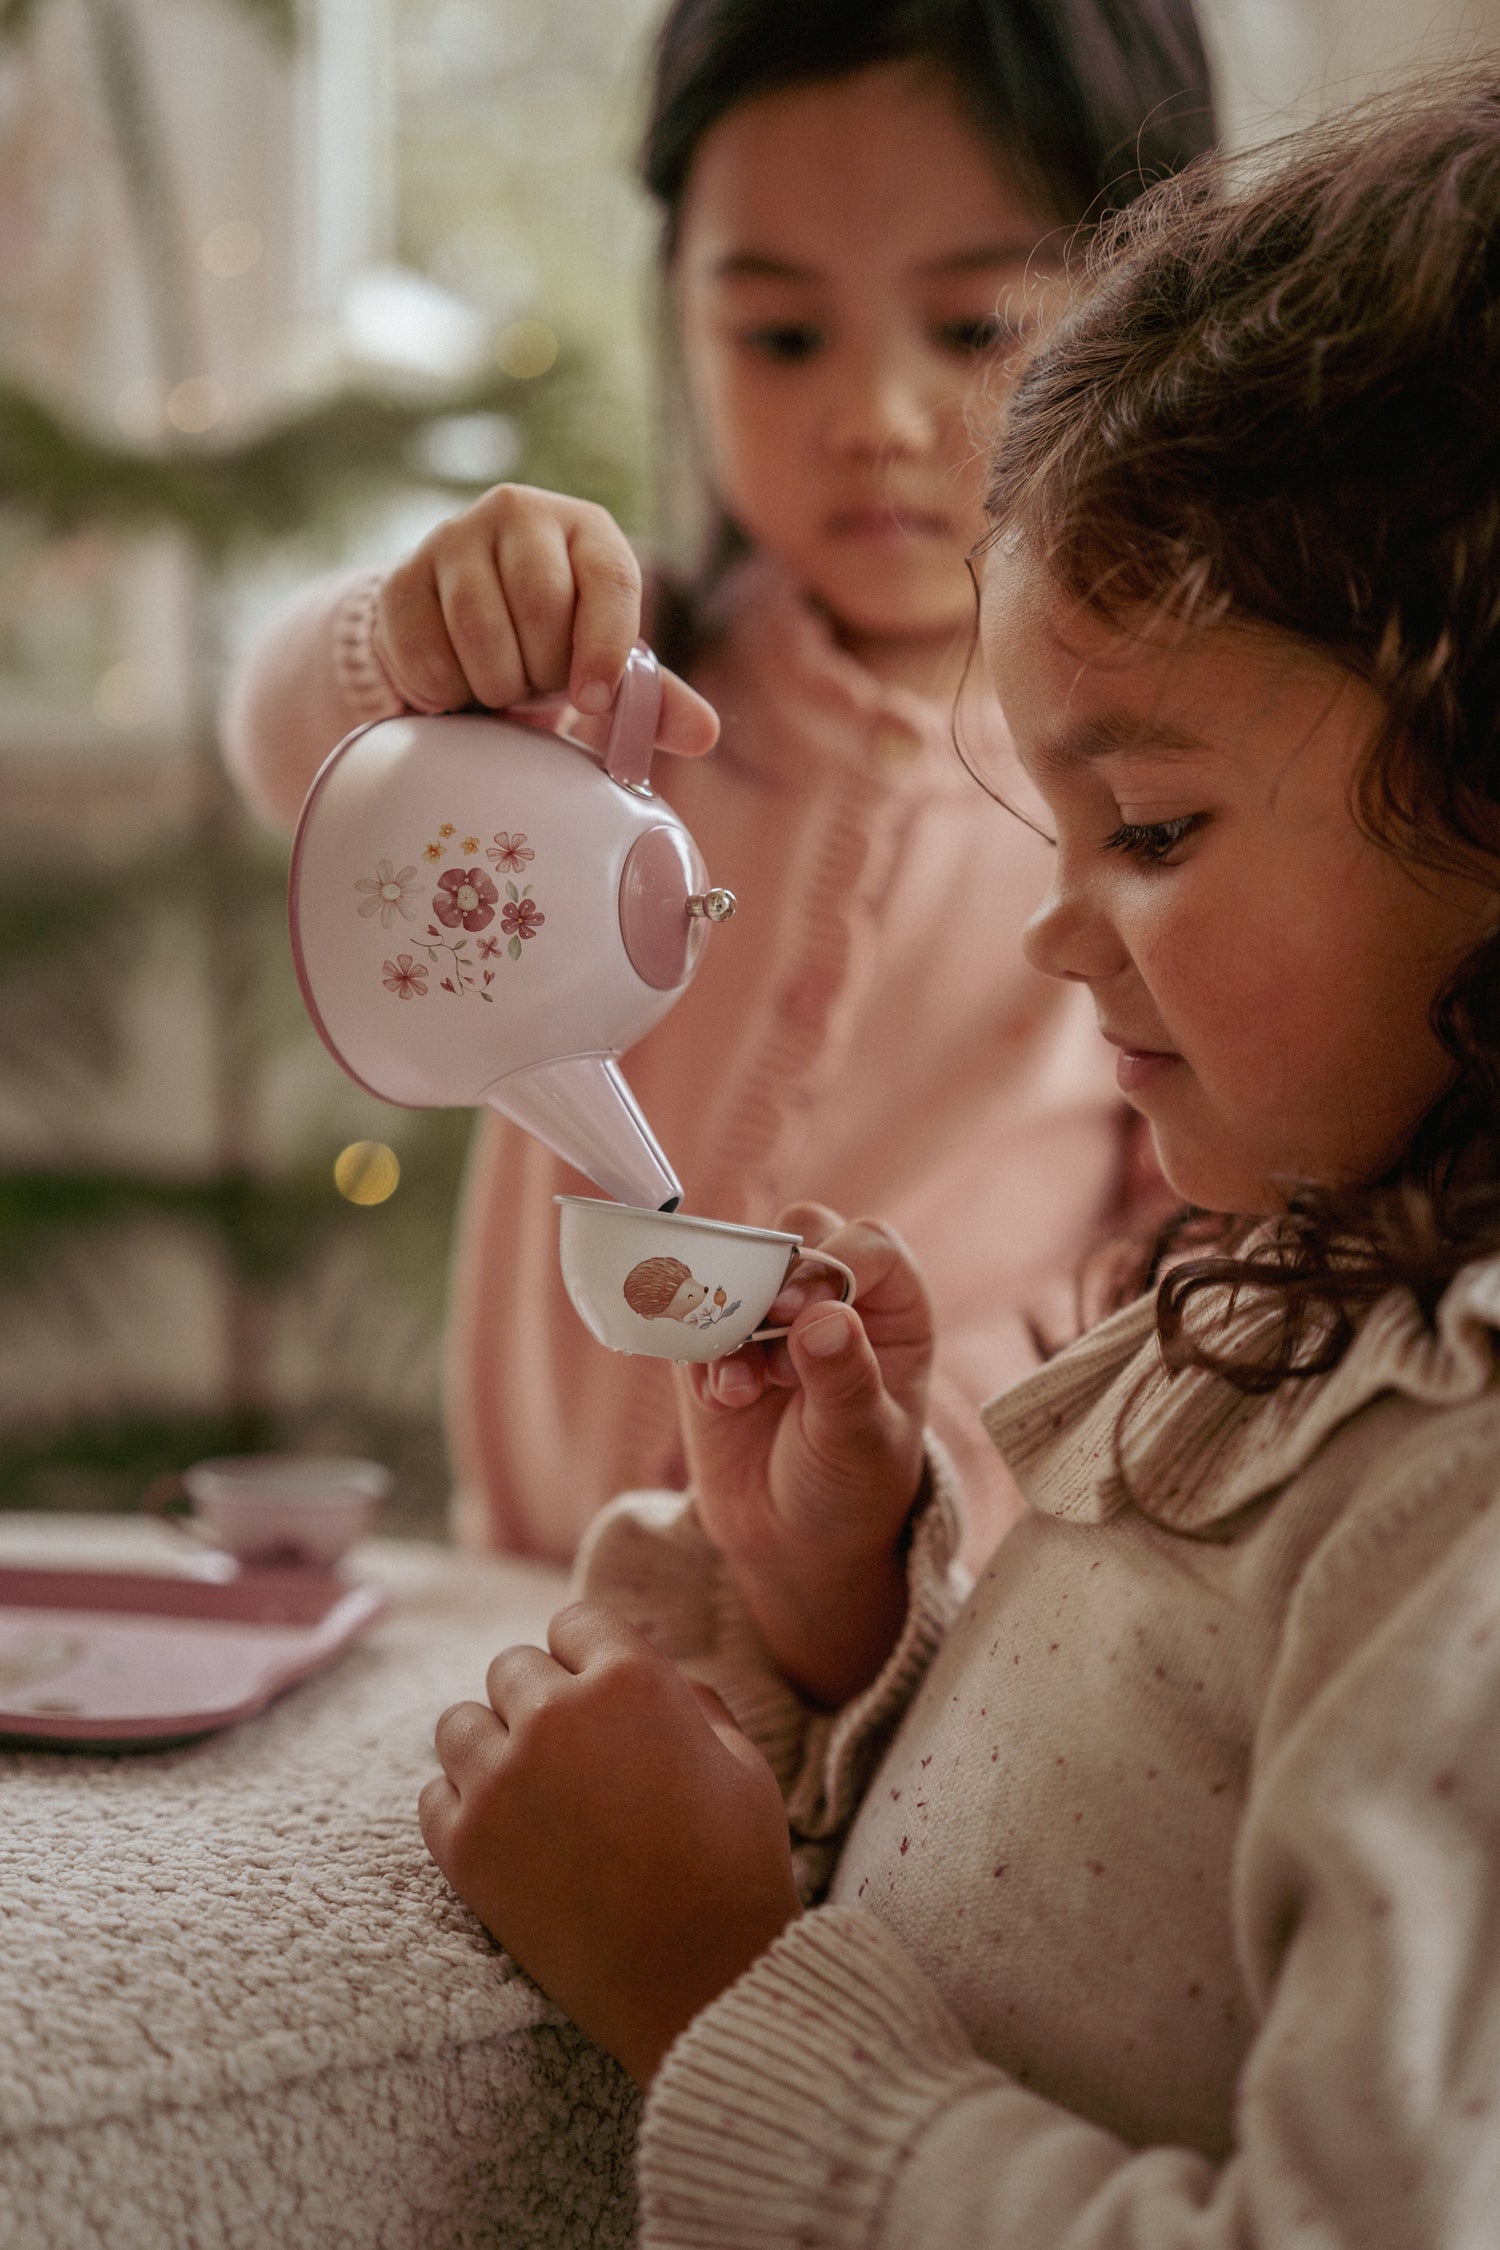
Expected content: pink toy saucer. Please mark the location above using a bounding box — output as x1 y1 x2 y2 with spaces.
0 1563 387 1748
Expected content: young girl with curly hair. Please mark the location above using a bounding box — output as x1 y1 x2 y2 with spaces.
422 75 1500 2245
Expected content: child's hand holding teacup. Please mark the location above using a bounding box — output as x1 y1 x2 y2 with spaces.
675 1204 934 1710
417 1207 931 2090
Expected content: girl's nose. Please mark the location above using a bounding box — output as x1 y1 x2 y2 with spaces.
824 358 934 460
1022 870 1128 987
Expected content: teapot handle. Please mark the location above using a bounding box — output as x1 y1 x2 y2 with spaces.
602 642 663 795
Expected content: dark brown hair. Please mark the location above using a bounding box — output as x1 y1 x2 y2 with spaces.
985 76 1500 1386
642 0 1217 245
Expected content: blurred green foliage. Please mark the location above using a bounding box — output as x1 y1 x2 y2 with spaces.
0 351 638 560
0 40 636 1528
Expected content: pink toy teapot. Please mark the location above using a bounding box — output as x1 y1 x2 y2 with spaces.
288 645 734 1210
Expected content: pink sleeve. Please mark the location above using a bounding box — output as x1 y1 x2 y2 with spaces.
220 569 407 832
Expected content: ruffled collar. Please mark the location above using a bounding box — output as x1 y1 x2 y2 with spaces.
691 553 1012 801
981 1255 1500 1531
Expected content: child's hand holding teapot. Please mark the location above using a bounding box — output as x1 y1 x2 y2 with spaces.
372 480 720 752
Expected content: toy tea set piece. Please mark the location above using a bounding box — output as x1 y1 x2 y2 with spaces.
147 1454 391 1568
0 1456 392 1747
0 1560 387 1748
289 643 736 1212
556 1197 856 1365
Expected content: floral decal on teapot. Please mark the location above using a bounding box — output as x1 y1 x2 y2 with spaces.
355 861 422 928
381 954 428 1000
433 867 498 931
622 1257 741 1330
360 826 546 1002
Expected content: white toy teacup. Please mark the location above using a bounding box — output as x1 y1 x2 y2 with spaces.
148 1455 391 1567
556 1197 856 1364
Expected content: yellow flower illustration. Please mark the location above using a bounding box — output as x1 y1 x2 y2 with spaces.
462 835 480 853
423 842 443 861
439 823 455 838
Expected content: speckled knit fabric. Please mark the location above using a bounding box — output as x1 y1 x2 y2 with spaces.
0 1518 638 2250
573 1261 1500 2248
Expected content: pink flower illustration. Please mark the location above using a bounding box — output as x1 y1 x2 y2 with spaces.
500 897 545 940
382 953 428 999
355 860 421 928
486 831 535 874
432 866 498 931
477 935 501 959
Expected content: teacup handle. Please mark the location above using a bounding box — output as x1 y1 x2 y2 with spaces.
142 1472 212 1544
748 1246 858 1344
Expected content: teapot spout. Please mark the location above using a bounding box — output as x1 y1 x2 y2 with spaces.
482 1055 682 1212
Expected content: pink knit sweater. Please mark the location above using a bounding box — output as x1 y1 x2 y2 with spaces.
223 554 1131 1564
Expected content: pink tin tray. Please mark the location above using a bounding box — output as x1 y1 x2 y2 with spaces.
0 1563 387 1748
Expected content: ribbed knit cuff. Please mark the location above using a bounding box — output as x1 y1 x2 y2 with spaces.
330 569 407 720
638 1905 997 2249
574 1443 964 1849
572 1491 815 1799
791 1436 964 1842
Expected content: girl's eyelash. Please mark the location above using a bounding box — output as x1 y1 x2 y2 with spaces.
742 317 1021 363
1103 814 1203 864
934 315 1023 357
742 324 822 363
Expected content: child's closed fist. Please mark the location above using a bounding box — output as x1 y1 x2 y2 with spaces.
372 482 719 753
418 1601 800 2088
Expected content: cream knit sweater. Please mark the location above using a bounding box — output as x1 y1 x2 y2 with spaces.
576 1254 1500 2247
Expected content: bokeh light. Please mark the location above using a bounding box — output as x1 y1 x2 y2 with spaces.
92 661 159 729
200 220 263 277
165 376 227 434
494 318 557 379
334 1141 401 1206
113 379 163 441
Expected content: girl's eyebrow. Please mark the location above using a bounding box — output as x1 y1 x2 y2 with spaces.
1039 713 1209 770
711 252 817 282
711 243 1038 284
918 243 1040 275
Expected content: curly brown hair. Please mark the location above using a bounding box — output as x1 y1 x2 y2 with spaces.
984 75 1500 1387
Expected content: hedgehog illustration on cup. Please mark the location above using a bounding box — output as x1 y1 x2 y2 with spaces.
621 1257 739 1328
622 1256 709 1325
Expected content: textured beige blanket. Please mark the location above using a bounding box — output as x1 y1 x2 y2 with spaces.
0 1517 640 2249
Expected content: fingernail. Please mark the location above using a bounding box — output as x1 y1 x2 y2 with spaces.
716 1359 757 1403
800 1308 851 1358
575 680 613 715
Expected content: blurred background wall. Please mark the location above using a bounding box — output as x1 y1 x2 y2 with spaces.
2 0 1497 1535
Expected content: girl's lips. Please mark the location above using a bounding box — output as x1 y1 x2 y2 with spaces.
1110 1045 1182 1096
825 507 950 541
